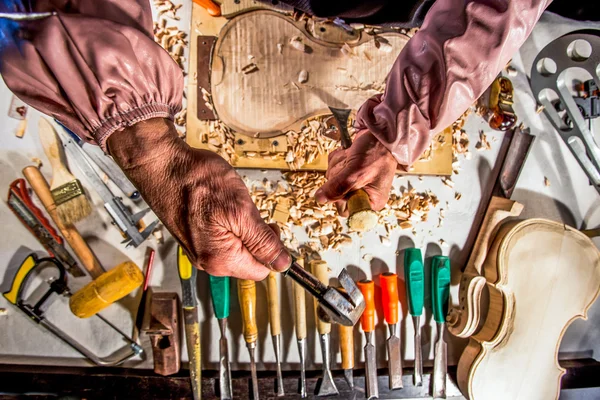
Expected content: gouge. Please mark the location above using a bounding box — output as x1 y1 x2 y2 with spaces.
405 248 424 386
209 275 233 400
177 247 201 400
328 106 378 232
339 305 355 390
293 258 308 398
358 279 378 399
311 260 339 397
432 256 451 399
381 273 403 390
266 272 285 396
283 259 365 327
238 279 260 400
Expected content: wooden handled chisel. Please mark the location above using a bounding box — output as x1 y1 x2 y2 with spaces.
339 311 355 390
209 275 233 400
293 258 308 398
405 248 424 386
177 247 201 400
311 260 339 397
266 272 285 396
358 279 378 399
238 279 260 400
381 273 403 390
432 256 451 399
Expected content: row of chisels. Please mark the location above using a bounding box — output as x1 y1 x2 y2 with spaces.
178 247 451 400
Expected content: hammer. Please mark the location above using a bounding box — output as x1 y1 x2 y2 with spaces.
326 107 378 232
283 259 365 326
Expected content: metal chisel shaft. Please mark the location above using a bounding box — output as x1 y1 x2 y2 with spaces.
380 273 403 390
266 272 285 396
238 279 260 400
358 279 378 399
209 275 233 400
293 259 308 398
432 256 451 399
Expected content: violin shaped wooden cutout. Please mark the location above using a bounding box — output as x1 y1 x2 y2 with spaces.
211 10 409 137
447 197 600 400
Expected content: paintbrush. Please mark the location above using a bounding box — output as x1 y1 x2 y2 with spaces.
38 118 92 225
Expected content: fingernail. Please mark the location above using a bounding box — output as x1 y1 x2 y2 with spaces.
315 189 326 205
270 249 292 272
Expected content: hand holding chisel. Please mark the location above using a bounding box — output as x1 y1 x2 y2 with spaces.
209 275 233 400
358 279 378 399
405 248 424 386
238 279 260 400
381 273 403 390
266 272 285 396
432 256 451 399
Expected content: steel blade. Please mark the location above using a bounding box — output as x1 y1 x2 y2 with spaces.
364 341 379 399
386 334 403 390
433 323 448 399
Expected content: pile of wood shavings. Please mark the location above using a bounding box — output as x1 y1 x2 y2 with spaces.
285 118 344 170
201 120 238 164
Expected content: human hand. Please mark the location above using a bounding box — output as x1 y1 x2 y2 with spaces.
108 118 291 280
315 130 397 216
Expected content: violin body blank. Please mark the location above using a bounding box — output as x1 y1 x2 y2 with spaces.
450 215 600 400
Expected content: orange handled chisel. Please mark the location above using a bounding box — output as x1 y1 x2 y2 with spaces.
381 273 403 390
358 280 378 399
192 0 221 16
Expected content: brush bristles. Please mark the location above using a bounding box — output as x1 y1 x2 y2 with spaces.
56 194 92 225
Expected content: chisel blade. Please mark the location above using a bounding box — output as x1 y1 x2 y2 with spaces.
343 369 354 390
433 323 448 399
317 333 338 397
183 309 201 400
364 341 379 399
413 315 423 387
219 334 233 399
386 334 403 390
248 343 259 400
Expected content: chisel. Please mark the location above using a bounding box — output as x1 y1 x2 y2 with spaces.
293 258 308 398
266 272 285 396
358 279 378 399
432 256 451 399
311 260 338 397
177 247 201 400
238 279 260 400
338 302 355 390
405 248 424 386
209 275 233 400
380 273 403 390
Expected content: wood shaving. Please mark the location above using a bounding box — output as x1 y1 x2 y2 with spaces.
31 157 43 168
242 63 259 74
536 104 545 114
455 192 462 200
298 70 309 84
290 37 307 52
0 308 7 316
442 178 454 188
475 130 491 151
506 65 518 77
544 176 551 187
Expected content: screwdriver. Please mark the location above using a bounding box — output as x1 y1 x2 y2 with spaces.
380 273 403 390
311 260 338 397
293 258 308 398
405 248 424 386
432 256 451 399
358 279 378 399
338 292 355 390
238 279 260 400
177 247 201 400
266 272 285 396
209 275 233 400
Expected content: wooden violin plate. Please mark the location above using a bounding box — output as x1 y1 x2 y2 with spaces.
211 10 409 136
457 219 600 400
186 4 453 175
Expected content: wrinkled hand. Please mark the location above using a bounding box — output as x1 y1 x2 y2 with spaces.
108 118 291 280
315 130 398 216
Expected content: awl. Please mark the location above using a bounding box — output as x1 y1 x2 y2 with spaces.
238 279 260 400
358 279 378 399
266 272 285 396
311 260 338 397
432 256 451 399
177 247 201 400
293 258 308 398
405 248 424 386
381 273 403 390
209 275 233 400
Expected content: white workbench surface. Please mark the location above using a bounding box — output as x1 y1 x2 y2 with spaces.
0 7 599 399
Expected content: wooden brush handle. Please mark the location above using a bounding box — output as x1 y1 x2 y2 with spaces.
266 271 281 336
23 166 105 278
293 258 307 340
38 118 75 186
310 260 331 335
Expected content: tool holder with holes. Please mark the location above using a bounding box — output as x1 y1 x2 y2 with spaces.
530 30 600 194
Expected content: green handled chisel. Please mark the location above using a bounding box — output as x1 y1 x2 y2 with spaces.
177 247 201 400
432 256 451 399
404 248 424 386
209 275 233 400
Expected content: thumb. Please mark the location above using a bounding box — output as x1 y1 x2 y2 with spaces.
241 215 292 272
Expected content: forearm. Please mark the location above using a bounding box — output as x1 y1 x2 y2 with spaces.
356 0 552 166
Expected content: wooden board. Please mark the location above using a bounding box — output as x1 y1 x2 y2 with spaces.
186 4 453 175
454 219 600 400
